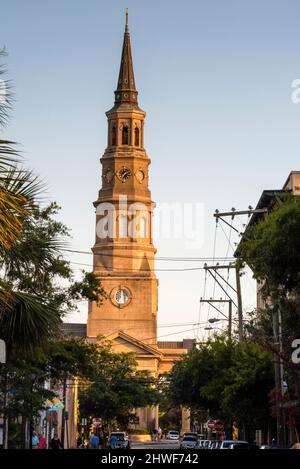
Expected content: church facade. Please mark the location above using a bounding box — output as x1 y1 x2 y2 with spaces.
63 13 193 437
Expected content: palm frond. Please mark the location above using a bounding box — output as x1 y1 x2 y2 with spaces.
0 162 44 249
0 48 13 129
0 283 61 352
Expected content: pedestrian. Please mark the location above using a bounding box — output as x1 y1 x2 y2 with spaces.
103 428 109 448
99 430 105 449
38 433 47 449
110 433 117 449
90 432 100 449
152 428 157 441
50 433 63 449
32 431 39 449
158 427 162 440
271 438 277 449
225 420 232 440
232 421 239 441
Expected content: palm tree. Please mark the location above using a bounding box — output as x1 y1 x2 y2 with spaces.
0 49 61 352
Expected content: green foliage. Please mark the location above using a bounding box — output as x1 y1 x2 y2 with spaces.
239 195 300 299
0 338 99 422
168 337 274 427
0 202 106 352
239 195 300 417
78 342 159 426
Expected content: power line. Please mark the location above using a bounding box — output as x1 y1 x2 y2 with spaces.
69 260 208 272
62 248 235 262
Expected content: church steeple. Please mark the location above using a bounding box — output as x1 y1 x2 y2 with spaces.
114 9 138 106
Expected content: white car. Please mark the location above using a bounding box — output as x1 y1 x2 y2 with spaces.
166 430 180 440
197 439 210 449
180 436 198 449
220 440 248 449
109 432 130 449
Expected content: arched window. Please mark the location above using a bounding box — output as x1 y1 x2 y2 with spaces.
134 126 139 146
111 126 116 146
122 126 129 145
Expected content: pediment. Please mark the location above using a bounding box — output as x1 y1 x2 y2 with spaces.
103 331 162 357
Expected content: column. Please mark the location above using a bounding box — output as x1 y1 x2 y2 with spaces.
181 407 190 434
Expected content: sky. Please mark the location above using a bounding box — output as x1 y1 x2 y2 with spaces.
2 0 300 341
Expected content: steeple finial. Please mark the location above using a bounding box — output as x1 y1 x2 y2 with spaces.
125 8 129 32
114 9 138 106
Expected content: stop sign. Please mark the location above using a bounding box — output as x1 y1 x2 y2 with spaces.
207 419 216 430
93 418 102 428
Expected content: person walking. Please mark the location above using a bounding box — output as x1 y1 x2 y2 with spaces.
50 433 63 449
232 421 239 441
38 433 46 449
90 433 100 449
32 431 39 449
271 438 277 449
110 433 117 449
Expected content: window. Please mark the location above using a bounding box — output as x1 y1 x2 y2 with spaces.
122 126 129 145
111 126 116 145
134 126 139 146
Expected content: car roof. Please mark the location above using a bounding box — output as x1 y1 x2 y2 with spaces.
223 440 248 444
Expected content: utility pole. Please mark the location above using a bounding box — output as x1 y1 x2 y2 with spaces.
228 300 232 339
272 308 286 447
61 378 67 449
235 262 244 341
200 299 232 338
212 207 267 341
202 264 241 340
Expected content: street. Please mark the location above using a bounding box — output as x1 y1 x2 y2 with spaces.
131 440 181 450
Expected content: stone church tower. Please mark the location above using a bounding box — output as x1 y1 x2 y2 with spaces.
59 12 193 433
87 11 158 345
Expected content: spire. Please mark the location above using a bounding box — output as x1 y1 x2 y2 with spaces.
114 9 138 106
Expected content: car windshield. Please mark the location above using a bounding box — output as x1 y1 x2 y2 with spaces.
232 443 248 449
222 441 234 448
169 432 178 435
183 437 197 441
111 433 125 440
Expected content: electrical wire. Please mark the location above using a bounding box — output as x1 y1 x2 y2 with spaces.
69 260 207 272
61 248 235 262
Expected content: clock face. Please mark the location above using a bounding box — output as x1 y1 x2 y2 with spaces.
115 288 130 306
117 166 132 183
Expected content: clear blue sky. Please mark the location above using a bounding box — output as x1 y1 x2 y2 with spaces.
2 0 300 339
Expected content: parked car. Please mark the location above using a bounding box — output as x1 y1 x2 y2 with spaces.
109 432 130 449
220 440 248 449
229 442 250 449
180 436 198 449
197 439 205 449
181 432 198 440
166 430 180 440
209 440 222 449
197 439 210 449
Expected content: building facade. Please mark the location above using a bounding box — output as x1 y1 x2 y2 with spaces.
62 14 193 442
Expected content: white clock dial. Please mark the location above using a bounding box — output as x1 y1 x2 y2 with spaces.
115 288 130 305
